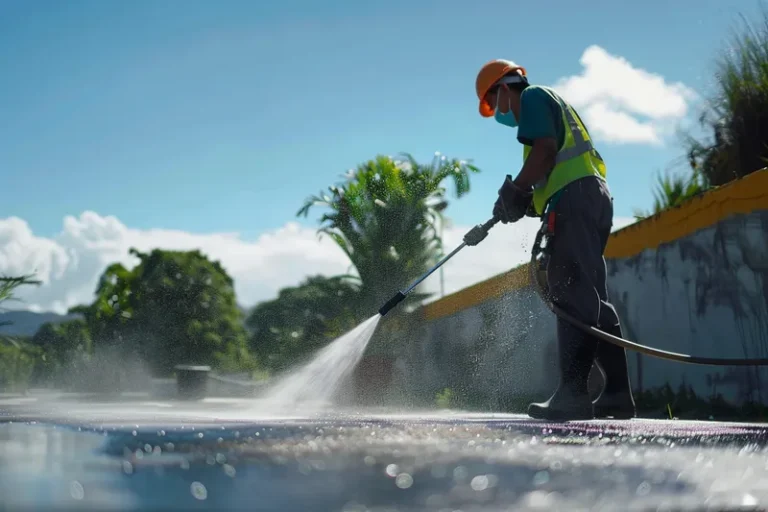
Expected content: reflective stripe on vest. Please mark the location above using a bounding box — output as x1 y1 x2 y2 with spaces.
554 105 594 165
534 104 596 189
524 91 606 216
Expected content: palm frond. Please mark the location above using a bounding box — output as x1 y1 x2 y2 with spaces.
297 152 482 312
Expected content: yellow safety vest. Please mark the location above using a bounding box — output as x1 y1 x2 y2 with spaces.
523 89 607 215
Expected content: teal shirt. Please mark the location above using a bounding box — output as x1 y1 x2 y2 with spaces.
516 85 565 149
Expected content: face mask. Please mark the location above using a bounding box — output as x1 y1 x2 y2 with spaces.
493 87 518 128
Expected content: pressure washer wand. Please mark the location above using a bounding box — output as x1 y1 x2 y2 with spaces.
378 216 500 316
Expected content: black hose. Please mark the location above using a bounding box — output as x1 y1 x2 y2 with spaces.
529 234 768 366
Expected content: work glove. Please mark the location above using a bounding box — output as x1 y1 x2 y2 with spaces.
493 175 533 224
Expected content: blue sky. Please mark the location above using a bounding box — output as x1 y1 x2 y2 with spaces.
0 0 761 239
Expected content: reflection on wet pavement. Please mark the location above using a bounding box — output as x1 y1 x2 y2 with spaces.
1 397 768 511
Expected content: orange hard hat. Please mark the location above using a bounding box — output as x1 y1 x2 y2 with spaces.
475 59 527 117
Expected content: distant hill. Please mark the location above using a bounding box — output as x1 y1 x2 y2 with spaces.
0 305 252 338
0 310 82 337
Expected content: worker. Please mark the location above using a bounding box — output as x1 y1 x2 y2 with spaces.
471 59 636 421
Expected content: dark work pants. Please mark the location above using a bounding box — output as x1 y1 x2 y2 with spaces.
546 176 626 394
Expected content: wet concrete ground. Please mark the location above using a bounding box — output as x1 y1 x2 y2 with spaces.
1 395 768 511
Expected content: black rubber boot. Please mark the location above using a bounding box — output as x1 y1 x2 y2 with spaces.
528 318 597 421
593 323 636 419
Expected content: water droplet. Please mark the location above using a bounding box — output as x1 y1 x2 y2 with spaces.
69 481 85 500
453 465 468 482
533 470 550 486
190 481 207 500
636 481 651 496
395 473 413 489
216 453 226 464
122 461 133 474
471 475 490 491
223 464 236 478
385 464 399 477
364 455 376 466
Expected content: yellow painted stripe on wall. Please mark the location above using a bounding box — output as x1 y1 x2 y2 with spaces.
422 263 531 321
421 169 768 322
605 168 768 259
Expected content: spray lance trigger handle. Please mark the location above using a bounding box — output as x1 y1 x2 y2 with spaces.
462 215 501 247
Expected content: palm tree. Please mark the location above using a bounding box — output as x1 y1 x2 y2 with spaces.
0 275 41 326
685 7 768 185
633 168 707 220
297 152 481 314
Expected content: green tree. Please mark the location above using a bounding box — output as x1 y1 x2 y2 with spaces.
70 248 256 376
297 153 481 314
29 319 92 387
68 262 135 344
32 319 91 362
246 275 363 371
0 340 39 392
685 7 768 185
0 274 41 391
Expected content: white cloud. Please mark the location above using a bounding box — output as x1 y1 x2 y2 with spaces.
551 45 698 145
0 212 636 315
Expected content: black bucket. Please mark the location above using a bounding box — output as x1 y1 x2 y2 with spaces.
175 365 210 400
